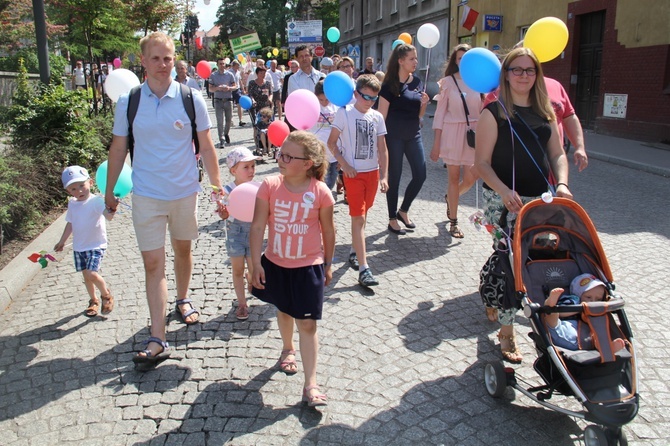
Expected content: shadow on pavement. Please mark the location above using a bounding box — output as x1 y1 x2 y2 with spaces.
131 368 323 445
298 337 583 445
0 315 190 422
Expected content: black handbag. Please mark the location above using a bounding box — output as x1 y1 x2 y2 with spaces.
479 246 519 310
451 75 475 149
478 209 521 311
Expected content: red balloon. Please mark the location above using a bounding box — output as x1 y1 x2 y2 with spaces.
196 60 212 79
267 120 290 147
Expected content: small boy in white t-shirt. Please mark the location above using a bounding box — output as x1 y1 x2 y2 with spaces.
55 166 115 317
327 74 389 288
311 80 339 193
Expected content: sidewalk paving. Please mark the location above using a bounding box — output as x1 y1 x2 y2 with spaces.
1 105 669 445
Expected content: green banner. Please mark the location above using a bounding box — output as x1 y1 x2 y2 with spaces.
229 32 262 54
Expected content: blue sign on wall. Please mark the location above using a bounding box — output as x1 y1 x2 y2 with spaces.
483 15 503 32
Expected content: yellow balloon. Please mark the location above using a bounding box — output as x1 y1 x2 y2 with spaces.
523 17 569 63
272 48 279 56
237 54 243 62
398 32 412 45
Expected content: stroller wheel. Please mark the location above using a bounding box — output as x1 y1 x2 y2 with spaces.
584 425 608 446
484 362 507 398
605 427 627 446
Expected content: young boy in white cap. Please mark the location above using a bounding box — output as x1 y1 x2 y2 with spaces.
544 273 625 352
217 147 260 320
55 166 115 317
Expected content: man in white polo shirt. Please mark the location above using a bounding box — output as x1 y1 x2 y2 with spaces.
268 59 284 120
287 45 324 95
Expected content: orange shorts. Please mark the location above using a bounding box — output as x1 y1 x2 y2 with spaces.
343 170 379 217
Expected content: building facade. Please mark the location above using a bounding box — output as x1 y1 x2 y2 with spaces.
340 0 670 142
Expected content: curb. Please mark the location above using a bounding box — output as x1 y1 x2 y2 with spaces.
0 213 68 313
588 150 670 178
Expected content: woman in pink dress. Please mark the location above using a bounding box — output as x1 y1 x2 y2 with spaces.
430 44 482 238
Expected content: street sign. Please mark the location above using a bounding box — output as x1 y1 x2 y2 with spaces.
314 46 326 57
287 20 323 43
229 31 262 54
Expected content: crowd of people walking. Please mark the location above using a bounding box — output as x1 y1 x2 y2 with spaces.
70 31 590 409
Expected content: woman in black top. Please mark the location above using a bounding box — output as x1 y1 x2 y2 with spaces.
475 47 573 363
378 44 430 235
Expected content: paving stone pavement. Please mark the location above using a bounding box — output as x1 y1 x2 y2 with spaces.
0 107 669 446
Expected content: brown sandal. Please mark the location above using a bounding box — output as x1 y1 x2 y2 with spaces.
85 299 99 317
498 331 523 363
101 290 114 314
449 218 464 238
486 307 498 322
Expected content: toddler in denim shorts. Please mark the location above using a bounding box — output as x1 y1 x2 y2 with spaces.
218 147 260 320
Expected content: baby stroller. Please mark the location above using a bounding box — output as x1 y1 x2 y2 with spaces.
483 197 638 446
249 107 277 161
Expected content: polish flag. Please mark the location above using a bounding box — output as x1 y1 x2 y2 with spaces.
461 6 479 31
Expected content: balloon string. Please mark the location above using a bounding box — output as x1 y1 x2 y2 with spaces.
423 47 432 93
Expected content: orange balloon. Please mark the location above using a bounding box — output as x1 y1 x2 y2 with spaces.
399 33 412 44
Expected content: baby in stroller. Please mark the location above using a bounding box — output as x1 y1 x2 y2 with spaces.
544 273 626 353
253 107 275 159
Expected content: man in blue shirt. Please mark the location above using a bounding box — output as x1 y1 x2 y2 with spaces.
105 32 224 370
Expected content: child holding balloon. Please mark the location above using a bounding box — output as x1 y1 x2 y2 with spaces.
250 131 335 407
55 166 115 318
327 74 388 288
311 80 339 194
217 147 261 320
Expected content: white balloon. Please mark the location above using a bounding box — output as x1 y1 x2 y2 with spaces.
417 23 440 49
104 68 141 103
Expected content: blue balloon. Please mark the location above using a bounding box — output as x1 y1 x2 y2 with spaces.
459 48 501 94
323 71 355 107
239 95 253 110
95 161 133 198
392 39 405 50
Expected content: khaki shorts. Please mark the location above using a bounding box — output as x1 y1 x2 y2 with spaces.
132 193 199 252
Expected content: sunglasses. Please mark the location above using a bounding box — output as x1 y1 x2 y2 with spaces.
356 90 379 102
276 151 309 163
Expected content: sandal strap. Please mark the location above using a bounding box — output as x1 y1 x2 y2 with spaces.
144 336 169 350
176 299 199 318
304 385 327 399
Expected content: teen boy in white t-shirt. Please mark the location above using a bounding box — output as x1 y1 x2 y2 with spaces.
327 74 388 288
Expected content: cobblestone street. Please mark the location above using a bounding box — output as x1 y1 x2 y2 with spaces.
0 107 668 445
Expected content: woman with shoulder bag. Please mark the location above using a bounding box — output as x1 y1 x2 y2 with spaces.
475 47 573 363
430 44 482 238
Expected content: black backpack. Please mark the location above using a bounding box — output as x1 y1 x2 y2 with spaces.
126 83 199 163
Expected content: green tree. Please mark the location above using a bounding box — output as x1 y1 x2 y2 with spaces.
126 0 182 37
314 0 339 43
48 0 138 60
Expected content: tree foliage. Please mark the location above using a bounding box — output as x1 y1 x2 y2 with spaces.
0 0 66 54
126 0 182 37
214 0 338 55
47 0 138 60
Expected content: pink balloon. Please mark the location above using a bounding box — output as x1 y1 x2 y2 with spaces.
285 90 320 130
113 57 122 68
227 181 261 222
